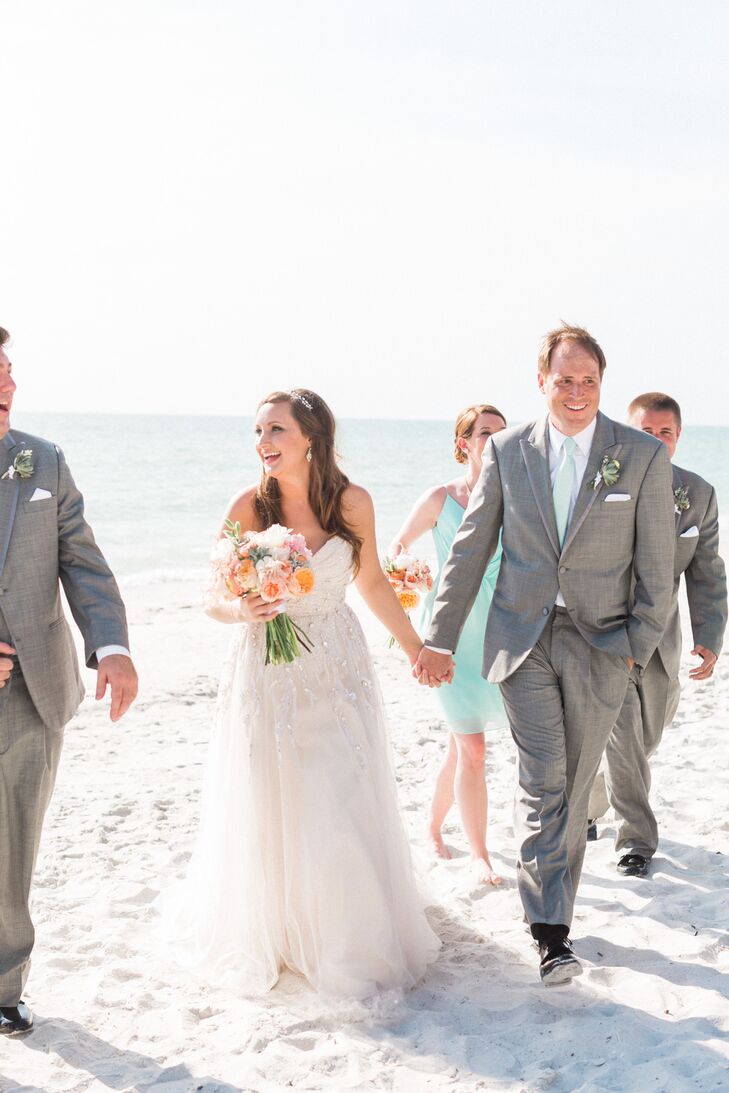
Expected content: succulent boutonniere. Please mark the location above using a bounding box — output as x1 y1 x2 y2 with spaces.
1 449 34 481
592 455 621 490
674 485 690 514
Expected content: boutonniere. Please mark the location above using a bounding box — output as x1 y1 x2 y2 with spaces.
592 455 621 490
1 449 34 481
674 485 690 514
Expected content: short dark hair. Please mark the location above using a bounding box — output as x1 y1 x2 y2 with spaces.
538 322 607 378
0 327 9 348
627 391 682 428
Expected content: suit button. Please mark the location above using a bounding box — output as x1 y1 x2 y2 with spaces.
542 607 550 616
559 565 567 574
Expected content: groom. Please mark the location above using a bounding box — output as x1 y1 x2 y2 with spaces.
415 323 675 984
0 327 138 1035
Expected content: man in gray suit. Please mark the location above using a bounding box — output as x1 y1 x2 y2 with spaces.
590 392 726 877
0 327 138 1035
414 324 675 984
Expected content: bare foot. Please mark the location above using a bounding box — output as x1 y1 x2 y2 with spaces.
470 854 502 886
426 829 452 860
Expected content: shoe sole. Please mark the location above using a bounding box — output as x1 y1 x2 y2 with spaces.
541 957 583 986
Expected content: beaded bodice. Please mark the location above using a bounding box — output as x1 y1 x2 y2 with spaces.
285 536 353 620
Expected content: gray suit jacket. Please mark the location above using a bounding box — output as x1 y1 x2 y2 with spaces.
0 430 129 730
427 411 675 683
657 463 727 679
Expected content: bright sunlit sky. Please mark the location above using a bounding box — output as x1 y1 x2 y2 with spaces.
2 1 728 422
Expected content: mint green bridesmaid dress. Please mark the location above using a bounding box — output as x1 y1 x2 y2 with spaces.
419 493 507 734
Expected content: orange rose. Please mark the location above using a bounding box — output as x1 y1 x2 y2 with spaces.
289 567 315 596
397 590 419 612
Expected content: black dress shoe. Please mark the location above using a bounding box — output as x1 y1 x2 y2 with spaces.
586 819 598 842
617 853 650 877
538 938 583 986
0 1002 33 1035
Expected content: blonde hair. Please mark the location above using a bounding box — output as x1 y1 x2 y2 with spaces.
454 404 507 464
537 322 607 378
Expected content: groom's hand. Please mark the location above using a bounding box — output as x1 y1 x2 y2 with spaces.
96 653 139 722
689 644 717 681
413 647 454 688
0 641 16 687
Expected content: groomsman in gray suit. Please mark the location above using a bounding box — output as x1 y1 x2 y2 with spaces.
0 327 138 1035
415 323 675 984
591 392 727 877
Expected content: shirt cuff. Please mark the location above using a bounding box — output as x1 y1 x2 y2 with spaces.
96 645 131 661
425 645 453 655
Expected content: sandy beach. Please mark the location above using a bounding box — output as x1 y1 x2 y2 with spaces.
1 576 728 1093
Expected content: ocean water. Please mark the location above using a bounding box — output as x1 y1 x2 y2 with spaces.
14 412 729 582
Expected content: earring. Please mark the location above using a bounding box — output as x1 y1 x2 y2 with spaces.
306 447 312 463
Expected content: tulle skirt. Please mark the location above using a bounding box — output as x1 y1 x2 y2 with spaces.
164 601 440 999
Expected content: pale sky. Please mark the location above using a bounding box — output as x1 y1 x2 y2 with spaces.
2 1 728 422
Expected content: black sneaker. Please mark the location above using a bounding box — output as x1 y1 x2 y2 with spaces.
617 853 649 877
538 938 583 986
0 1002 33 1035
586 819 598 842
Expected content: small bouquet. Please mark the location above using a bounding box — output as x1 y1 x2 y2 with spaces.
211 522 315 665
383 553 434 647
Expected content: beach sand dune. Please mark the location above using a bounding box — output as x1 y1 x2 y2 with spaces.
1 579 728 1092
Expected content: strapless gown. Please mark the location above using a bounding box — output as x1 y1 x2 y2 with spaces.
419 493 507 733
168 536 440 999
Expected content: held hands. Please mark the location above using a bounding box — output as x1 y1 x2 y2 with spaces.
413 646 455 688
0 641 16 688
689 644 717 681
96 653 139 722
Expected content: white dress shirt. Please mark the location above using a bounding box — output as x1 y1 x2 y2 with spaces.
96 645 131 661
426 415 599 654
549 417 597 607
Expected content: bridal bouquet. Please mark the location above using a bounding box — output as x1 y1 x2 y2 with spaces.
211 522 315 665
383 553 433 647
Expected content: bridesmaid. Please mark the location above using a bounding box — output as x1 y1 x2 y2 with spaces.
390 404 508 885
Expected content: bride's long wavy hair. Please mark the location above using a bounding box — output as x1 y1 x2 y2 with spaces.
254 389 363 573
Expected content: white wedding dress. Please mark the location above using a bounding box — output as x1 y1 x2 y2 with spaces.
170 536 440 999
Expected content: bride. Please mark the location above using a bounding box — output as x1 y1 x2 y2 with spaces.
171 388 440 999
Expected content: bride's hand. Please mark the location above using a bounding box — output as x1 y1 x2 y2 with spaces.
237 593 285 623
403 639 423 667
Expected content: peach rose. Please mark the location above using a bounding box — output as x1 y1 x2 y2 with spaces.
258 560 289 602
225 557 257 596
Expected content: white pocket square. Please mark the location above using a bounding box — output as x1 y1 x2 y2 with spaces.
680 525 699 538
29 487 52 502
604 493 631 502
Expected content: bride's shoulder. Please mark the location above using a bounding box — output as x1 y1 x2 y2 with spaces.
341 482 375 528
223 484 260 531
342 482 373 512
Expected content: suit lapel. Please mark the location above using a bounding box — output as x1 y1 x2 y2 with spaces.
520 416 561 558
672 464 683 529
561 412 622 554
0 432 21 578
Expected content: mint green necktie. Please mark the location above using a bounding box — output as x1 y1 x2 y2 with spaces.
553 436 577 546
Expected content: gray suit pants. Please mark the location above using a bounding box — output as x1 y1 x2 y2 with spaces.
601 653 680 859
0 670 64 1006
499 608 632 928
